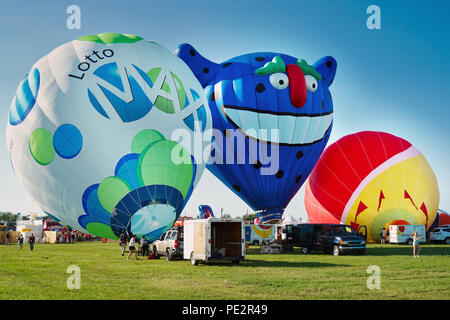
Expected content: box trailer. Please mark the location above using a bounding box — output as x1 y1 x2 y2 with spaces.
244 224 277 246
183 218 245 265
389 225 426 244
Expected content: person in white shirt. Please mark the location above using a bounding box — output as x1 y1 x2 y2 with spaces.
411 231 423 258
127 234 139 261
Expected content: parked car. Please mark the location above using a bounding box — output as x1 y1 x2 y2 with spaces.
184 218 245 265
282 223 367 255
430 225 450 244
151 226 184 260
388 225 426 245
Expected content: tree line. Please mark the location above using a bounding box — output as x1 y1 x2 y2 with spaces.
0 212 20 223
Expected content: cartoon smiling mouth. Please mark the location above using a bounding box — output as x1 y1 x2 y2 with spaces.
222 105 333 146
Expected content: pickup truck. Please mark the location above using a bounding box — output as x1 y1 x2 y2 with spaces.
282 223 367 255
151 226 183 260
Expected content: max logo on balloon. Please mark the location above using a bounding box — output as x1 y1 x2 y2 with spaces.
70 51 196 123
86 62 154 122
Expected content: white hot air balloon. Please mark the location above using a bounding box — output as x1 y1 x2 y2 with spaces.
6 33 212 241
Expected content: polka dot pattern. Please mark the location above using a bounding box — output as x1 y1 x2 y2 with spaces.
53 124 83 159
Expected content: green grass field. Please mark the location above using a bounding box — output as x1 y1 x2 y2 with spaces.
0 242 448 300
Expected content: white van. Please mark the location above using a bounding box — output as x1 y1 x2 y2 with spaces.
183 218 245 265
389 225 426 245
244 224 277 246
430 225 450 244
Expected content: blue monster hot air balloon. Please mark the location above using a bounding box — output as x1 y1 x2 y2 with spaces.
176 44 337 223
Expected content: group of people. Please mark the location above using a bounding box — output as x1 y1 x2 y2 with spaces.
3 229 96 250
55 230 93 243
56 231 75 243
380 227 423 257
4 232 35 251
119 230 153 261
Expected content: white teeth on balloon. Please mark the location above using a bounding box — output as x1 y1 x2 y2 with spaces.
238 109 260 140
224 108 242 128
224 107 333 145
292 116 311 143
277 115 296 144
257 112 278 141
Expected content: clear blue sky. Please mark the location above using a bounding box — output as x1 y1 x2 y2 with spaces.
0 0 448 220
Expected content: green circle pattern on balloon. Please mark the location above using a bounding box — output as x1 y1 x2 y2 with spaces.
29 128 56 165
97 176 131 213
86 222 118 240
131 129 165 154
78 129 196 240
137 140 193 199
77 33 144 44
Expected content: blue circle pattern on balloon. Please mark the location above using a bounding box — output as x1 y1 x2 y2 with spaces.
114 153 141 190
53 124 83 159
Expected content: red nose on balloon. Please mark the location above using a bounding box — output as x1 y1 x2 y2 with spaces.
286 64 307 108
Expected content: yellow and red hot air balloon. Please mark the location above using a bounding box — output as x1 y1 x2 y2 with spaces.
305 131 439 242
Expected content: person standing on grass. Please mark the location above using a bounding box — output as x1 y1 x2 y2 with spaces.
380 228 386 244
411 231 423 258
28 233 36 251
119 229 128 256
5 232 10 245
17 233 24 250
140 236 149 257
127 234 139 261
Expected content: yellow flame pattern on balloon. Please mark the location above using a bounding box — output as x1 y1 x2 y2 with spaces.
345 154 439 242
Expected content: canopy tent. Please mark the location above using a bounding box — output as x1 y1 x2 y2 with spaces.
281 215 300 225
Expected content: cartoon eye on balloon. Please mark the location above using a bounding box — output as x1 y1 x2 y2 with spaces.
305 75 318 93
176 44 337 223
269 73 289 90
6 33 211 240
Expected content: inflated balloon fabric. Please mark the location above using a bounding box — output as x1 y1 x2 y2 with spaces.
305 131 439 242
7 33 212 241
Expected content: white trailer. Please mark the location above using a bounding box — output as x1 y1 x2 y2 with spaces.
389 225 426 244
183 218 245 265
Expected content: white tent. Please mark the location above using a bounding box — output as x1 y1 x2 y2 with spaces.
281 215 300 225
16 219 43 242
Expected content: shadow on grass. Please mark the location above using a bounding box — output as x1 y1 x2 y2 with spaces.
242 259 350 268
367 245 450 256
199 259 349 268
